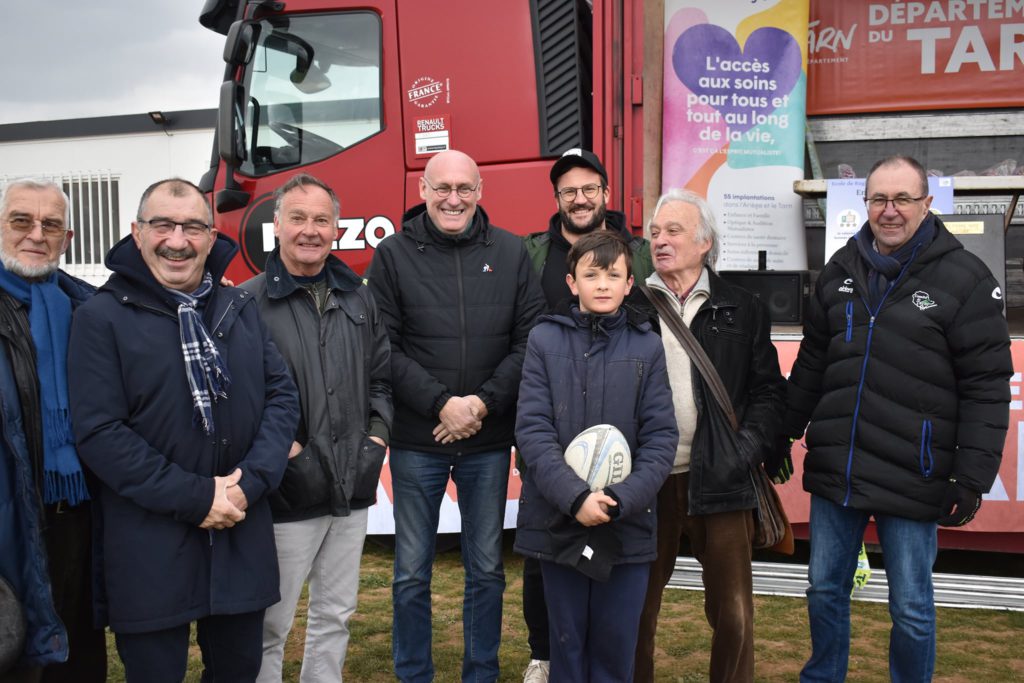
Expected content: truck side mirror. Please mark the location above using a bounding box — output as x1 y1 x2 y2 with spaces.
223 19 260 66
218 81 247 167
215 80 252 214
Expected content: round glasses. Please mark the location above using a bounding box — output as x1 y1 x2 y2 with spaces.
557 184 604 202
423 179 479 199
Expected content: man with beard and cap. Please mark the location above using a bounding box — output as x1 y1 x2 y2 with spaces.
524 149 653 311
0 178 106 682
66 178 298 682
518 149 653 682
367 150 544 683
781 155 1011 682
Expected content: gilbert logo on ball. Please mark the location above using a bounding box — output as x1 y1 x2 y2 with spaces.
564 424 632 492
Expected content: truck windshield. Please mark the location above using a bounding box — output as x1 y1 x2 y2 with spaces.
238 12 382 177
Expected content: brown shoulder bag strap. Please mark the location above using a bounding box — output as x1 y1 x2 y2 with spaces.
639 283 739 432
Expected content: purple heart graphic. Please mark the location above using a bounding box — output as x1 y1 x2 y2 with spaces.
673 24 801 134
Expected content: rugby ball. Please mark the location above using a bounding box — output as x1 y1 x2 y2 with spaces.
564 424 632 492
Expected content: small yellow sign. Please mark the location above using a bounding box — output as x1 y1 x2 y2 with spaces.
945 221 986 235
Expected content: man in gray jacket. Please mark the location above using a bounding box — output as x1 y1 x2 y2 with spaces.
242 173 393 682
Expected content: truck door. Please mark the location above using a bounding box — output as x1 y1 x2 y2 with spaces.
212 2 403 280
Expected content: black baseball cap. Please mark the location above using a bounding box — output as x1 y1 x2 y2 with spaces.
549 149 608 188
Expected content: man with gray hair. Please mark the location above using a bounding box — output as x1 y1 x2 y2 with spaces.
0 178 106 682
242 173 392 682
628 189 785 683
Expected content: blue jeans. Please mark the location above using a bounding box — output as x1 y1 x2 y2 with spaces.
801 494 937 683
390 448 509 683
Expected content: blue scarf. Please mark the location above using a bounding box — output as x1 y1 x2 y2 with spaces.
165 273 231 435
0 262 89 505
854 214 937 310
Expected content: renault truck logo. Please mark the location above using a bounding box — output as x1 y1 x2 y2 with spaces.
408 76 449 108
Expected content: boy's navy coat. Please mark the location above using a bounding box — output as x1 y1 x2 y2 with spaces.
514 305 677 564
68 233 298 633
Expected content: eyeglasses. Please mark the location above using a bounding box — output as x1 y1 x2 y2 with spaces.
864 195 927 211
423 179 479 199
557 184 604 202
5 216 68 237
138 219 212 238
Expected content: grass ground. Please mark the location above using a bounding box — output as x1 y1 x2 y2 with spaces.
105 537 1024 681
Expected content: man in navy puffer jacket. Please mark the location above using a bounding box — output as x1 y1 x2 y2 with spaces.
783 156 1012 682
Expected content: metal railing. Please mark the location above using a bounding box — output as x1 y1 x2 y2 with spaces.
668 557 1024 611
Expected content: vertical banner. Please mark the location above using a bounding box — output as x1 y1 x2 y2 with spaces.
662 0 809 270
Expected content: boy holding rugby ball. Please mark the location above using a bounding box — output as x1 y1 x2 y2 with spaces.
514 230 677 682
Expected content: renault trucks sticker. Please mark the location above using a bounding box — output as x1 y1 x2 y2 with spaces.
415 115 451 156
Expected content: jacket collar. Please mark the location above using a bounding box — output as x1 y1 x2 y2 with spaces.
400 203 493 247
263 248 362 300
832 215 961 288
101 232 239 310
545 300 650 334
55 271 96 308
539 209 632 248
645 268 711 308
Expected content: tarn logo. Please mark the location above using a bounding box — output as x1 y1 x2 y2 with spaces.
912 291 937 311
838 278 854 294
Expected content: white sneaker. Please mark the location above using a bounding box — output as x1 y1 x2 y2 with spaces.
523 659 550 683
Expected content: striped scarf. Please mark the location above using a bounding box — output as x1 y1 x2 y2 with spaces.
166 273 231 434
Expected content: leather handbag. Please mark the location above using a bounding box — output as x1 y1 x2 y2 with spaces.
639 284 794 554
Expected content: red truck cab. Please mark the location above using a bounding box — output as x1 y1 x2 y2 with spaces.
198 0 643 282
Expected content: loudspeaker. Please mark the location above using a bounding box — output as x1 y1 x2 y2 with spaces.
718 270 810 324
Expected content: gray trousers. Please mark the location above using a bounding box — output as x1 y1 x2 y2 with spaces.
257 509 368 683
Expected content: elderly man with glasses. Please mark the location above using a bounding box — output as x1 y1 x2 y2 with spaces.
781 155 1012 681
66 178 298 682
0 179 106 682
367 150 544 683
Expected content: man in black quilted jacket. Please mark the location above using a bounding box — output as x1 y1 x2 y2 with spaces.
367 150 544 683
783 155 1012 682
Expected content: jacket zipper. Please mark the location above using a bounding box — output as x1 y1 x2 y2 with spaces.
634 361 644 422
844 300 853 342
919 420 934 477
841 251 919 506
455 248 467 391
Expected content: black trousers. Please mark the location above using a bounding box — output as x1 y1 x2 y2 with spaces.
41 502 107 683
114 611 264 683
522 556 550 660
1 503 107 683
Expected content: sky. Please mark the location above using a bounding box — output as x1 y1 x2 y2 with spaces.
0 2 225 125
